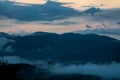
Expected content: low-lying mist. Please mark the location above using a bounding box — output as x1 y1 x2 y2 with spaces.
1 56 120 79
50 62 120 79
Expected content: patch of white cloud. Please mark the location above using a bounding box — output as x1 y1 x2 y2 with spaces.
1 56 31 64
4 45 14 53
50 62 120 79
100 34 120 41
0 37 9 50
0 36 15 52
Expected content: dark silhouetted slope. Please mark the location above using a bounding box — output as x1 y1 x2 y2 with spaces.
0 32 120 63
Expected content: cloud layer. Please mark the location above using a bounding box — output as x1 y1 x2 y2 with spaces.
0 37 15 52
0 0 120 35
2 56 120 79
0 1 81 21
0 37 9 50
50 62 120 79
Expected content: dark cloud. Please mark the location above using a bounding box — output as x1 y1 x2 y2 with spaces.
82 4 107 8
90 8 120 21
86 25 92 29
0 1 120 26
116 22 120 25
42 21 78 25
82 7 101 16
100 4 107 6
0 1 81 21
57 21 78 25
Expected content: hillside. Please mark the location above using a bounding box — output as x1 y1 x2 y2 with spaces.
0 32 120 63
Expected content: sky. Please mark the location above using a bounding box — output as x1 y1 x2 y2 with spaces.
0 0 120 35
9 0 120 10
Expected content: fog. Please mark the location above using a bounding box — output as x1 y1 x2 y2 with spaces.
0 37 9 50
2 56 120 79
50 62 120 79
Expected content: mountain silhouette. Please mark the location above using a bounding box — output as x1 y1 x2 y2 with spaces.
0 32 120 63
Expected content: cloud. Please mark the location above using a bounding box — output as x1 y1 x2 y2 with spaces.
0 37 9 50
10 0 47 4
1 56 31 64
1 0 120 22
0 1 120 23
1 55 120 79
116 22 120 25
53 0 120 10
50 62 120 79
72 8 120 23
42 21 78 25
4 45 14 53
82 7 101 16
91 8 120 21
0 25 12 27
0 1 120 34
0 36 15 52
0 1 81 21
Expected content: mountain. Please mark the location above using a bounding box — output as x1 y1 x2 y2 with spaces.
0 32 10 37
0 32 120 63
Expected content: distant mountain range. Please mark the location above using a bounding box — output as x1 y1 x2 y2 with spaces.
0 32 120 63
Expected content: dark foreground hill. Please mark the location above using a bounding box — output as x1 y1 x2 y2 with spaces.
0 32 120 63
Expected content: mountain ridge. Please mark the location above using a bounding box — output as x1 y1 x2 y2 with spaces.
0 32 120 63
